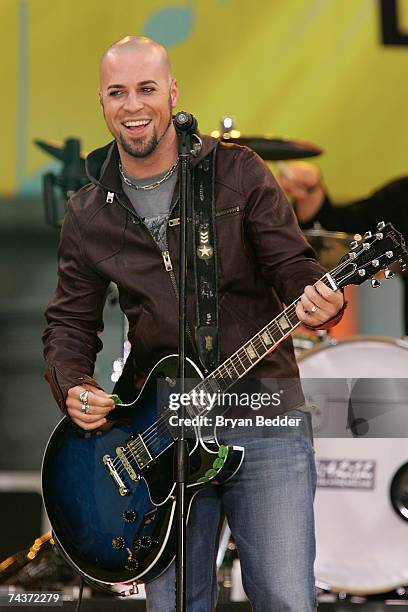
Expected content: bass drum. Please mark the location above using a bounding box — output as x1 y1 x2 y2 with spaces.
298 336 408 595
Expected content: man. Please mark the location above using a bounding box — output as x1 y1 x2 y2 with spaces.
43 36 344 611
278 162 408 333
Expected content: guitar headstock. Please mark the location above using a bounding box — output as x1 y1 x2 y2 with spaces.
332 222 407 289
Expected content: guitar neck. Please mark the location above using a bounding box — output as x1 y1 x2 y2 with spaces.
190 272 338 416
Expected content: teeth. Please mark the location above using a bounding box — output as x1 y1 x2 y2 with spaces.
124 120 150 127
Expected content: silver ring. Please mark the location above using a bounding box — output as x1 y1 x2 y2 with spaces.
79 390 89 404
311 305 318 313
81 402 90 415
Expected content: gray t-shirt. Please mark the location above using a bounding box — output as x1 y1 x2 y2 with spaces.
121 170 178 251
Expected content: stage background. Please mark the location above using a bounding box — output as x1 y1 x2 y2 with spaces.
0 0 406 474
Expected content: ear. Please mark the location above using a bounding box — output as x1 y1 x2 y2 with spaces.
170 79 178 108
98 90 103 107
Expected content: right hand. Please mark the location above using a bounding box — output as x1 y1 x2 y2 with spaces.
277 162 325 223
66 383 115 430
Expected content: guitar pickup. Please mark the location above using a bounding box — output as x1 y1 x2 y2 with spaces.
103 454 129 496
126 434 153 470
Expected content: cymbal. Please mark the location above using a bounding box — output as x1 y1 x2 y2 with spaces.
219 134 323 161
303 229 353 270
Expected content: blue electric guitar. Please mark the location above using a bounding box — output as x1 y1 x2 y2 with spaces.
42 223 407 594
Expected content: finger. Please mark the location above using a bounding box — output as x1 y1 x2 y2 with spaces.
296 300 327 326
310 282 344 314
66 399 113 418
314 280 335 299
86 391 115 408
314 281 344 308
296 301 335 327
67 406 110 422
71 416 107 431
300 293 320 314
70 409 106 423
67 402 112 417
91 386 117 400
303 285 327 309
68 386 114 409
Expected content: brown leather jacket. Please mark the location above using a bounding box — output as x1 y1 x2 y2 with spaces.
43 136 341 413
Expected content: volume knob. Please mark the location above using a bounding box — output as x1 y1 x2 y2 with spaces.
125 559 139 571
133 536 159 550
112 537 125 550
123 510 137 523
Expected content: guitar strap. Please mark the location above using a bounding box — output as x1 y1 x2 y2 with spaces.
192 146 220 373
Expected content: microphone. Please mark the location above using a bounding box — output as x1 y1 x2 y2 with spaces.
173 111 198 134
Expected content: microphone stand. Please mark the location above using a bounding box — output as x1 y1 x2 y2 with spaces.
174 111 198 612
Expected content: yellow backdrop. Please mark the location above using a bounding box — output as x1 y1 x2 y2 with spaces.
3 0 408 198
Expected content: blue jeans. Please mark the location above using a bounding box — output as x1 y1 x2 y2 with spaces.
145 410 317 611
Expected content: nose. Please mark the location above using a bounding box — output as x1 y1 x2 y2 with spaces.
123 91 144 113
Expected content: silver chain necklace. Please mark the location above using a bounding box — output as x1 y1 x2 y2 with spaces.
118 158 179 191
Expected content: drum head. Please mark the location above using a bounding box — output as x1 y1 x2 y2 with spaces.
299 337 408 594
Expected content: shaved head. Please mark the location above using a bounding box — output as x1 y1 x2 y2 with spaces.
99 36 172 89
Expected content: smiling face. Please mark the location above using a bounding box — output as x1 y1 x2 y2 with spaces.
99 43 178 163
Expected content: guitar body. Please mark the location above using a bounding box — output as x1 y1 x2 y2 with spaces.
42 355 244 588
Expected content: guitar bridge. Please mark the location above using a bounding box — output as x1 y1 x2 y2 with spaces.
103 454 129 496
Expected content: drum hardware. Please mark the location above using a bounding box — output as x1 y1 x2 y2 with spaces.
34 138 88 228
390 462 408 521
0 532 76 588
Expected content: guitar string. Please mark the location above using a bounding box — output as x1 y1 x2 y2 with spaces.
111 285 332 474
111 301 302 475
110 251 378 474
111 259 353 474
111 310 302 476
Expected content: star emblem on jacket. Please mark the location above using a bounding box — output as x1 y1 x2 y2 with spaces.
197 244 213 259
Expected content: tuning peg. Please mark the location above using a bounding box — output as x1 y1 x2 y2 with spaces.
384 268 394 279
349 240 359 249
371 278 381 288
348 251 357 260
362 242 370 250
363 231 372 239
371 259 380 267
353 234 362 242
358 269 366 277
386 251 394 259
375 232 383 239
377 221 385 230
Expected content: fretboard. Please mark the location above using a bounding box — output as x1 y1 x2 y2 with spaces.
189 272 337 417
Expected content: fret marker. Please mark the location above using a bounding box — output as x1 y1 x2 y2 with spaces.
261 331 272 346
246 344 257 360
278 315 290 332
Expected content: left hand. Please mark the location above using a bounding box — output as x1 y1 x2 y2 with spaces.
296 280 344 327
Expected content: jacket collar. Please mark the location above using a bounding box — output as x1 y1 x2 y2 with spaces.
85 134 219 194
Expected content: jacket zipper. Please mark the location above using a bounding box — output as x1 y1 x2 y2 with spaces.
161 257 197 354
168 205 241 226
114 192 198 355
216 205 241 217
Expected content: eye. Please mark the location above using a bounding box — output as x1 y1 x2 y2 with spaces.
141 87 155 94
109 90 123 97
